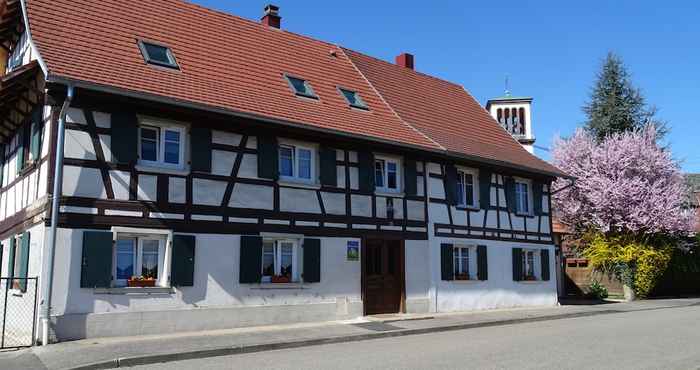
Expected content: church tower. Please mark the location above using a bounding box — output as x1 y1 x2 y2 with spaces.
486 91 535 153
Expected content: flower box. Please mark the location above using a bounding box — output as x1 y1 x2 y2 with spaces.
127 278 156 287
271 275 291 284
455 273 470 281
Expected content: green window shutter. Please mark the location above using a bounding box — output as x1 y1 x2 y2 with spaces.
403 159 417 196
18 232 30 292
505 177 516 213
357 151 375 192
479 170 492 210
477 245 488 281
444 164 458 205
239 235 262 284
7 237 16 281
257 136 279 180
190 127 212 173
302 238 321 283
16 126 26 174
80 231 113 288
111 111 138 164
533 181 543 216
319 147 337 187
541 249 550 281
30 108 43 161
441 243 454 281
512 248 523 281
171 235 196 287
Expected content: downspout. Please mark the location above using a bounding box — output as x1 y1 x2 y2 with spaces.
41 85 74 346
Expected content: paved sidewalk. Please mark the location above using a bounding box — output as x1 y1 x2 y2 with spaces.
1 298 698 370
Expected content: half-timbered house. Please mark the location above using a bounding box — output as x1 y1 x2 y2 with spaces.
0 0 568 343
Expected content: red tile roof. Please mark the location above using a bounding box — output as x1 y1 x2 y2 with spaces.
344 49 563 176
25 0 565 177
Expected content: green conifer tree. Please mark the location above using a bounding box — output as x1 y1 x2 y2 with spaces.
583 52 663 141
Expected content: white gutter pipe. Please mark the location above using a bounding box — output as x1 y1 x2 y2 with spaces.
41 85 74 346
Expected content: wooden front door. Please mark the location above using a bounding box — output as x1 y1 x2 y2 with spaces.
363 239 404 315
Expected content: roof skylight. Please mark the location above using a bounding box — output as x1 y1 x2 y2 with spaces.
284 75 318 99
339 88 368 110
138 40 179 69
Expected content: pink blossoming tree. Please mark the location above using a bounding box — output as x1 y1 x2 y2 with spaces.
552 125 695 237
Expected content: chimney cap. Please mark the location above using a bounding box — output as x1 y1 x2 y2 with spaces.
396 53 414 70
264 4 279 16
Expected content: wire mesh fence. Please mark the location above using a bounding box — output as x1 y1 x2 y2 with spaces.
0 277 38 348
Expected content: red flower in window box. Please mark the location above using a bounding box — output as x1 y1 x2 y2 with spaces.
524 275 537 281
128 276 156 287
455 273 470 281
271 275 291 284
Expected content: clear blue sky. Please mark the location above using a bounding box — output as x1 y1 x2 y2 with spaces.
194 0 700 173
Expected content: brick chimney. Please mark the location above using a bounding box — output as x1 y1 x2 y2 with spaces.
396 53 414 70
261 4 281 29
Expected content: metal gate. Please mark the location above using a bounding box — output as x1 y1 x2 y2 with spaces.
0 277 38 348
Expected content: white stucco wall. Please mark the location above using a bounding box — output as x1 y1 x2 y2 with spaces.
49 228 370 339
429 236 557 312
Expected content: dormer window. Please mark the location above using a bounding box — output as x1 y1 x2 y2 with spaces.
138 40 179 70
338 88 368 110
284 75 318 99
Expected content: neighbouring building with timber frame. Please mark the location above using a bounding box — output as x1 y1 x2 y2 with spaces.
0 0 568 342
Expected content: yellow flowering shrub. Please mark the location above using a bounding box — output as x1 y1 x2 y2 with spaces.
582 232 674 298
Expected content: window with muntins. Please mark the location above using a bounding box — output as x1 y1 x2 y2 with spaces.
375 157 400 192
521 249 538 281
113 236 165 287
285 75 318 99
453 246 472 280
138 40 179 69
262 239 300 283
339 88 368 109
278 143 315 183
515 180 530 214
456 169 478 208
138 120 186 170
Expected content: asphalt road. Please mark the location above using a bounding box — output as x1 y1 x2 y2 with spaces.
126 305 700 370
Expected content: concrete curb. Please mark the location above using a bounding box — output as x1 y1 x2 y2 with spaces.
69 308 634 370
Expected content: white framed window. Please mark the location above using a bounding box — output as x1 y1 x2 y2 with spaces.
515 179 532 215
456 168 479 208
278 142 315 183
521 249 539 281
138 118 187 170
261 239 300 283
375 156 401 193
453 245 475 281
113 234 167 287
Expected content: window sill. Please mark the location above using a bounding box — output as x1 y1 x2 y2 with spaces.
135 164 190 176
451 279 481 284
250 283 308 290
517 280 544 284
374 190 404 197
456 205 481 212
93 287 174 295
277 180 321 190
